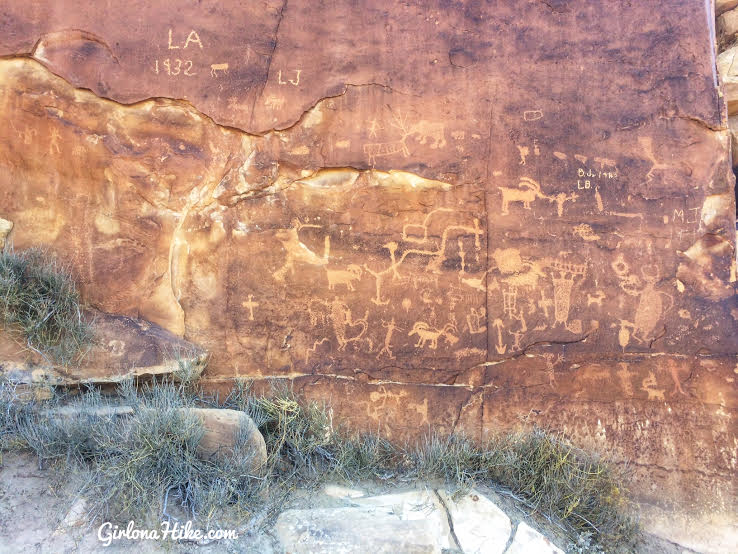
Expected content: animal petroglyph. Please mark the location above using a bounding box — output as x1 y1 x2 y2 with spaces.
278 69 301 86
408 322 458 349
498 177 547 215
326 264 363 291
409 120 446 149
273 219 330 282
210 63 229 77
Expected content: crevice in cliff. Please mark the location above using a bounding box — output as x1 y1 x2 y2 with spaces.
250 0 288 130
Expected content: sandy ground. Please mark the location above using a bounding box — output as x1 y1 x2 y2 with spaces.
0 450 696 553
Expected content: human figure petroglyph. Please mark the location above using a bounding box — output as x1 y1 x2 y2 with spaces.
273 219 330 282
326 264 363 291
241 294 259 321
376 318 402 360
543 353 564 388
408 321 458 349
49 127 61 154
639 136 672 182
548 257 587 327
364 213 483 303
517 145 530 165
367 119 383 139
616 363 634 395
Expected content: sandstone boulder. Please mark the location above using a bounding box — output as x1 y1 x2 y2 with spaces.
188 408 267 469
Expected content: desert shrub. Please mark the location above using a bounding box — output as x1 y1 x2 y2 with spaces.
1 374 639 550
0 248 91 364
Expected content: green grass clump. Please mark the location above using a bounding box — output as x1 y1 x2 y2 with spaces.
0 248 92 364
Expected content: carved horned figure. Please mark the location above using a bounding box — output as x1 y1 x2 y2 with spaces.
498 177 548 215
408 322 458 349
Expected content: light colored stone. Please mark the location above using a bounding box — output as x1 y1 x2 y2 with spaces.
351 490 452 549
718 45 738 114
188 408 267 470
52 497 87 536
436 489 511 554
717 1 738 16
719 10 738 50
0 218 11 250
323 483 366 499
506 522 564 554
275 506 442 554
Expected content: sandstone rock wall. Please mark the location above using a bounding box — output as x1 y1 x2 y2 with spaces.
0 1 736 548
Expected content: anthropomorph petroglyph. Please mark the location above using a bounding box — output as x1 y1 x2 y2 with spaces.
376 318 402 359
241 294 259 321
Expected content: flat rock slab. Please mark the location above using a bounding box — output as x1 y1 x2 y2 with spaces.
437 489 512 554
275 506 443 554
0 309 207 385
506 522 564 554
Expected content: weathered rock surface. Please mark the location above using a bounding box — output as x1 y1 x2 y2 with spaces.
188 407 266 468
506 522 564 554
0 217 12 250
0 1 736 549
274 506 443 553
437 489 512 554
0 309 207 385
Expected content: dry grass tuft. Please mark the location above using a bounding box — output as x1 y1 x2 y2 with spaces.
0 248 92 364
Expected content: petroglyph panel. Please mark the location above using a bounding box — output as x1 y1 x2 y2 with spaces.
1 0 737 539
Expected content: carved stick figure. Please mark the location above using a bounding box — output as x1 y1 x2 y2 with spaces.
376 318 402 360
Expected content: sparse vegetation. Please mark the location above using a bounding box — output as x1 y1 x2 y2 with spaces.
0 248 92 364
0 375 640 552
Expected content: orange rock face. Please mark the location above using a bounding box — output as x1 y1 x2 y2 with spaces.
0 1 736 547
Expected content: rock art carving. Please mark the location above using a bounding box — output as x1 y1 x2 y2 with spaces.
408 321 458 349
273 219 330 282
326 264 363 291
